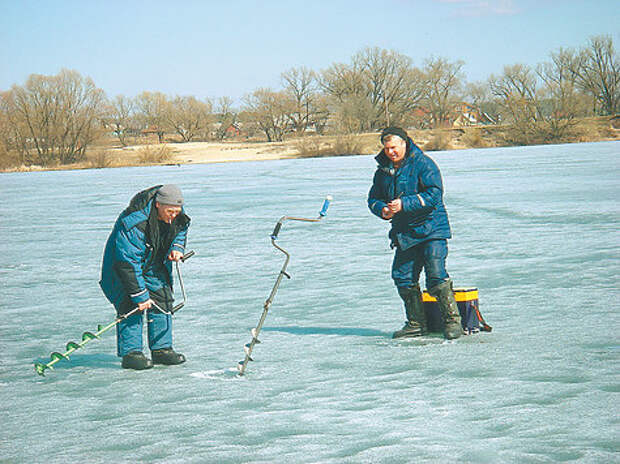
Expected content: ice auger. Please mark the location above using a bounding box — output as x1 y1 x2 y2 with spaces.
34 251 194 376
237 196 332 376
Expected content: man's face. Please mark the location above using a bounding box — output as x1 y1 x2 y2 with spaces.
383 138 407 166
156 202 182 224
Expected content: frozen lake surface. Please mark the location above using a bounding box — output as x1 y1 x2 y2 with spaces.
1 141 619 463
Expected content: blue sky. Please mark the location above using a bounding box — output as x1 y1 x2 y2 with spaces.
1 0 618 104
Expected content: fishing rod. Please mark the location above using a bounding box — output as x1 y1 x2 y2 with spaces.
34 250 195 376
237 196 332 376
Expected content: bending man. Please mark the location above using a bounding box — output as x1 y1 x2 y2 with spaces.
368 127 462 340
100 184 191 369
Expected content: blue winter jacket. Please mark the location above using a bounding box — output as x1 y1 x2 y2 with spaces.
99 186 190 308
368 138 451 250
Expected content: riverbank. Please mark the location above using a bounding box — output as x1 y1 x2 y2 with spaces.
3 116 618 172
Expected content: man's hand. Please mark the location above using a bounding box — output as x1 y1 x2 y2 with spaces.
387 198 403 215
138 299 154 311
382 206 395 219
168 250 183 262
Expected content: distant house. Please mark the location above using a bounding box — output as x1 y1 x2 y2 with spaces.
140 125 165 143
224 123 242 138
452 102 496 127
409 103 496 129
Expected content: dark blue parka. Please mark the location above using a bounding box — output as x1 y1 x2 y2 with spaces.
368 138 451 250
99 186 190 308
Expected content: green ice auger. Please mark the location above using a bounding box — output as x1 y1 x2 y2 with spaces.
34 250 195 376
34 306 143 376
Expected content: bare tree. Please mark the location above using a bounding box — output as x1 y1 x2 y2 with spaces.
355 47 426 128
0 90 24 164
166 96 212 142
538 48 589 116
104 95 135 147
332 94 376 133
570 35 619 115
319 60 372 132
214 96 239 140
490 64 539 124
320 47 426 131
243 88 290 142
490 59 584 144
135 91 169 143
422 57 465 128
309 93 331 135
2 69 105 165
281 66 319 134
319 61 366 103
0 92 15 166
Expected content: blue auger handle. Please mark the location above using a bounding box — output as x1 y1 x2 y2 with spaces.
270 196 332 240
319 195 333 217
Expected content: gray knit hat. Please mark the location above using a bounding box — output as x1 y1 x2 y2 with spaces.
156 184 184 206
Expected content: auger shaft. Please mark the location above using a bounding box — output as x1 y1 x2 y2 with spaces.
34 251 194 376
237 196 331 376
34 306 142 376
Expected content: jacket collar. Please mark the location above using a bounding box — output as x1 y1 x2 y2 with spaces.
375 137 421 173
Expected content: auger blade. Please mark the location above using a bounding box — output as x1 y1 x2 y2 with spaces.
66 341 80 351
34 363 47 376
250 328 261 342
51 352 69 361
82 331 99 341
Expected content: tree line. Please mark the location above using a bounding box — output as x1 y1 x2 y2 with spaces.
0 35 617 167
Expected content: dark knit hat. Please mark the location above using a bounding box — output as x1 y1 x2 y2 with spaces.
156 184 184 206
380 127 409 143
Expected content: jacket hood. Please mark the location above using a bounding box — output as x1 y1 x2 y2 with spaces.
120 185 161 230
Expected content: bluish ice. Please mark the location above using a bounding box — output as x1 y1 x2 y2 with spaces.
1 141 619 463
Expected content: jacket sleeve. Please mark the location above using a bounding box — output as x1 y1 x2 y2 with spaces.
401 158 443 214
112 223 150 304
368 170 389 220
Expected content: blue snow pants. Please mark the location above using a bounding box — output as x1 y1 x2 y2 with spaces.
114 288 174 357
392 239 449 289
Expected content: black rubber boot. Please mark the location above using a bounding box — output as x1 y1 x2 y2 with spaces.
428 279 463 340
393 285 428 339
152 348 186 365
121 351 154 370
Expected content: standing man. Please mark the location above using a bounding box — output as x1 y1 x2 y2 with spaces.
100 184 191 370
368 127 462 340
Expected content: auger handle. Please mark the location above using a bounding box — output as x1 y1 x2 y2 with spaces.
319 195 332 217
271 221 283 240
270 195 333 240
181 250 195 262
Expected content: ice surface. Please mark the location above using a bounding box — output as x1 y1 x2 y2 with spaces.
1 141 619 463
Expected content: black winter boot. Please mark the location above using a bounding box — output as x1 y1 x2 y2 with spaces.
122 351 154 370
393 285 428 339
152 348 186 365
428 279 463 340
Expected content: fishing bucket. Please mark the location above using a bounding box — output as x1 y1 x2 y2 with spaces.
422 287 492 335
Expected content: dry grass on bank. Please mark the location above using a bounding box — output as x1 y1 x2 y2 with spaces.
295 134 376 157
